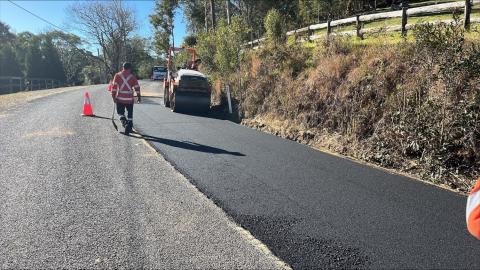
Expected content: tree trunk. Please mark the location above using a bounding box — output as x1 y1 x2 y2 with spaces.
210 0 216 29
226 0 231 25
204 0 209 31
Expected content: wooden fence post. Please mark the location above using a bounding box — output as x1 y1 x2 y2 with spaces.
327 18 332 36
464 0 472 31
401 7 408 36
356 15 363 39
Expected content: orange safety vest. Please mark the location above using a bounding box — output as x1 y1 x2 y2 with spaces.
467 178 480 239
111 71 140 104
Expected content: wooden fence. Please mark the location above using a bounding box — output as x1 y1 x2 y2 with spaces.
247 0 479 47
0 76 65 95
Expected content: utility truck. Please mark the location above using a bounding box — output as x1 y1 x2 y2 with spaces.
152 66 167 80
163 47 210 112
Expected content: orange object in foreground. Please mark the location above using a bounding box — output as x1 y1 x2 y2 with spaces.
467 178 480 239
82 91 94 116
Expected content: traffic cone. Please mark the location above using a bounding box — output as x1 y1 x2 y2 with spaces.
82 91 94 116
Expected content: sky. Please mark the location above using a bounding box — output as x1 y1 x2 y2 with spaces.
0 0 188 53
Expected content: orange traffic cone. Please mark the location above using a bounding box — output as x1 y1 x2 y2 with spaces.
107 80 113 91
82 91 94 116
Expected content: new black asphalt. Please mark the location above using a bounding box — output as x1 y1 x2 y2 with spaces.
134 81 480 269
0 84 287 269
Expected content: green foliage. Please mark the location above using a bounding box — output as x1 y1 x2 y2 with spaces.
196 16 249 81
180 0 398 41
24 37 43 78
172 50 191 69
0 21 16 44
0 44 22 77
180 0 207 32
82 65 102 85
264 9 285 43
183 34 197 47
137 59 156 79
298 0 326 25
214 17 248 78
41 37 66 81
46 31 91 85
0 21 99 86
196 30 217 74
150 0 179 55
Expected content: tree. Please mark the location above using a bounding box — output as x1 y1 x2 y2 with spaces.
0 22 22 77
213 17 247 79
25 37 43 78
180 0 207 33
82 64 102 85
41 36 66 81
47 31 92 85
0 21 16 44
125 36 154 76
183 34 198 47
264 9 285 43
196 16 248 80
69 0 136 76
0 45 22 77
150 0 179 55
209 0 216 29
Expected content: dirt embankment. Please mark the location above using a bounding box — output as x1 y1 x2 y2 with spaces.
228 23 480 193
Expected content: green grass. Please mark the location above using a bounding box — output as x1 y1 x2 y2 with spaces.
304 22 478 48
296 4 480 46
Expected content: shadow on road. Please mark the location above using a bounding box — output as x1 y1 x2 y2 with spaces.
173 105 241 123
127 131 245 157
90 115 112 120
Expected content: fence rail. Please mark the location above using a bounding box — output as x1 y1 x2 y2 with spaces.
0 76 65 95
248 0 479 47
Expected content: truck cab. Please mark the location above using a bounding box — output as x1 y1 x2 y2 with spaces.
152 66 167 80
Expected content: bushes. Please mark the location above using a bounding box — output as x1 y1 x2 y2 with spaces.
197 17 248 80
235 21 480 191
264 9 285 44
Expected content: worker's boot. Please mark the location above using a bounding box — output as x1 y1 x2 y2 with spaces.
125 120 133 135
120 116 127 128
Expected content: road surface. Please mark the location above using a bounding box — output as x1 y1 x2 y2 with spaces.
1 81 479 269
133 81 480 269
0 83 287 269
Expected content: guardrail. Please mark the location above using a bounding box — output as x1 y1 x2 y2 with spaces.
247 0 479 48
0 76 66 95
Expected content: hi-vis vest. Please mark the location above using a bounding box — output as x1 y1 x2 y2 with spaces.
112 71 140 104
467 178 480 239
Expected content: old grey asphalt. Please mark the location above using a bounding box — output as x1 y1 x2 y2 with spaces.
133 81 480 269
0 84 287 269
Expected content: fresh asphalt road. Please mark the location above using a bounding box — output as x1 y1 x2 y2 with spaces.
0 83 287 269
133 81 480 269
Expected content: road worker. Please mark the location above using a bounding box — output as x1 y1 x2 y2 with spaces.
111 62 141 134
467 178 480 239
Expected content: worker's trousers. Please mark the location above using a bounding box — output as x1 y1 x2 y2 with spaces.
117 102 134 121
